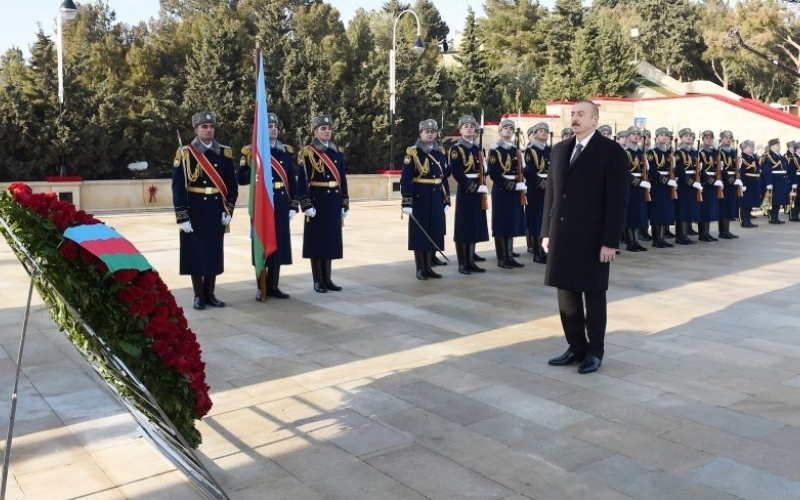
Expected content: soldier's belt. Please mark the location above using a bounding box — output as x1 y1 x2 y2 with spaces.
413 178 442 184
188 187 220 195
685 170 695 174
273 182 284 189
502 174 516 180
772 171 787 174
631 173 642 177
465 173 479 179
725 171 735 175
746 173 760 177
310 181 339 188
538 174 548 178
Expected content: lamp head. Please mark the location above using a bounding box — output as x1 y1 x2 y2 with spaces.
411 36 425 56
60 0 78 20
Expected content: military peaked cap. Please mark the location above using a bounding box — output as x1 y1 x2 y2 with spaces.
701 130 714 139
626 126 641 135
678 128 694 138
720 130 733 139
311 114 333 129
458 115 478 128
528 122 549 136
655 127 671 136
268 113 279 125
498 119 515 130
419 119 438 132
561 127 574 137
597 125 613 135
192 111 216 128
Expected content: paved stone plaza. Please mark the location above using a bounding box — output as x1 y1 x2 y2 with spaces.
2 201 800 499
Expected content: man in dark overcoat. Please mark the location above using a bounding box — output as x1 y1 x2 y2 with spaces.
172 111 238 310
541 100 628 375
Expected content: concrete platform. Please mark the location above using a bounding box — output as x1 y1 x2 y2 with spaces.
2 201 800 499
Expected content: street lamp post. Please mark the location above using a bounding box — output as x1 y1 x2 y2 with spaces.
57 0 78 177
630 27 640 63
389 9 425 170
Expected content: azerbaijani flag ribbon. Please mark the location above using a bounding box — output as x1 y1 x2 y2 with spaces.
250 50 278 278
63 224 152 274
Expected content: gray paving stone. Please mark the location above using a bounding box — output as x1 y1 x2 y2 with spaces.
621 369 749 406
688 457 800 500
295 408 411 457
467 384 592 429
386 380 503 425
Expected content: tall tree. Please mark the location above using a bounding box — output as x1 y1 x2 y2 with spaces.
453 8 499 118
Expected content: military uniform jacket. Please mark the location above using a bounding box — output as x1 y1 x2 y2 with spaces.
739 152 761 208
400 141 447 251
172 137 238 276
761 150 789 204
624 145 648 229
449 138 489 243
488 141 526 237
785 151 800 188
237 141 299 266
297 138 349 260
673 145 700 221
524 142 549 237
646 145 676 226
718 146 740 219
697 147 720 222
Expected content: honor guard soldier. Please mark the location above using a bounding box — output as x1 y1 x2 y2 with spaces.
561 127 575 142
401 119 448 280
172 111 238 310
696 130 723 241
524 122 551 263
488 119 527 269
717 130 742 238
598 124 613 139
738 140 760 227
785 140 800 221
237 112 298 300
449 114 490 275
615 129 628 147
297 114 349 292
673 128 702 244
647 127 677 248
761 138 789 224
622 126 650 251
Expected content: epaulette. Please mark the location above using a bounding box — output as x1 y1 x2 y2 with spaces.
241 145 251 156
285 145 294 154
220 145 233 159
173 146 189 168
405 146 418 157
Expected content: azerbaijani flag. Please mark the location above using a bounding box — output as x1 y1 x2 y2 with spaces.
63 224 152 274
250 50 278 278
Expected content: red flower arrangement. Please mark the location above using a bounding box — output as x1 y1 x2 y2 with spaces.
148 185 158 203
0 182 211 447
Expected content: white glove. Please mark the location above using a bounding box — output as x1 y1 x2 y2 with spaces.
515 182 527 191
793 184 798 189
713 180 723 187
692 182 702 190
477 185 489 194
767 184 773 190
733 179 743 187
402 207 413 215
341 208 348 219
541 237 549 254
304 207 316 218
640 181 651 190
667 179 678 188
444 205 450 213
742 186 747 192
221 213 232 226
483 159 489 174
288 209 297 222
178 221 193 233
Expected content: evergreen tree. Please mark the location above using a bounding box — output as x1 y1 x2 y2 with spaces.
453 8 499 118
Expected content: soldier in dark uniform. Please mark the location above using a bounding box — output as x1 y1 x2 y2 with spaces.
784 141 800 221
638 129 654 242
449 114 490 275
646 127 677 248
673 128 702 245
717 130 742 239
524 122 551 264
761 138 789 224
297 114 349 292
696 130 723 242
615 129 628 148
172 111 238 310
401 119 448 280
598 124 613 139
622 126 650 251
237 112 298 300
738 140 760 228
488 119 526 269
561 127 575 142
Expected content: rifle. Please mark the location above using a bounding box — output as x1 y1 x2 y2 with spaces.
478 125 488 210
716 144 724 200
669 138 678 200
515 128 527 206
694 140 703 202
640 135 651 203
734 140 743 197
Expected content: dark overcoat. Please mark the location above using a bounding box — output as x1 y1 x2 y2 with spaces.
739 152 761 209
761 150 789 205
172 138 238 276
449 138 489 243
400 142 448 251
646 146 675 226
488 143 526 238
524 143 549 238
542 132 628 293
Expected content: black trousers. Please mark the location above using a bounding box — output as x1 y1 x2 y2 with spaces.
557 288 607 358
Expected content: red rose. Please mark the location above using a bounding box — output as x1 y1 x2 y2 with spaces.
173 356 189 374
134 271 159 289
143 316 169 338
119 285 146 305
58 240 78 260
79 248 97 266
113 269 139 284
137 298 155 316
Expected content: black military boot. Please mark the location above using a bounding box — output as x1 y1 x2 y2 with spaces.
191 275 205 310
507 238 525 267
456 243 471 275
687 224 699 236
203 276 226 307
698 222 713 242
626 229 647 251
790 206 800 221
425 252 442 279
638 228 652 241
431 254 448 266
267 266 290 299
664 226 676 238
531 236 547 264
468 244 486 273
322 260 342 291
658 225 674 247
675 222 695 245
718 219 738 239
495 237 513 269
415 251 428 281
526 231 534 254
769 208 785 224
652 226 666 248
311 259 327 293
740 207 758 228
472 251 486 262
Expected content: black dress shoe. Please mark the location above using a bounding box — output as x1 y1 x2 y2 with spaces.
533 254 547 264
324 281 343 291
578 356 602 374
205 295 226 307
741 222 758 228
548 350 585 366
473 253 486 262
769 219 785 224
193 296 205 310
698 234 716 242
268 287 290 299
497 259 514 269
314 281 328 293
